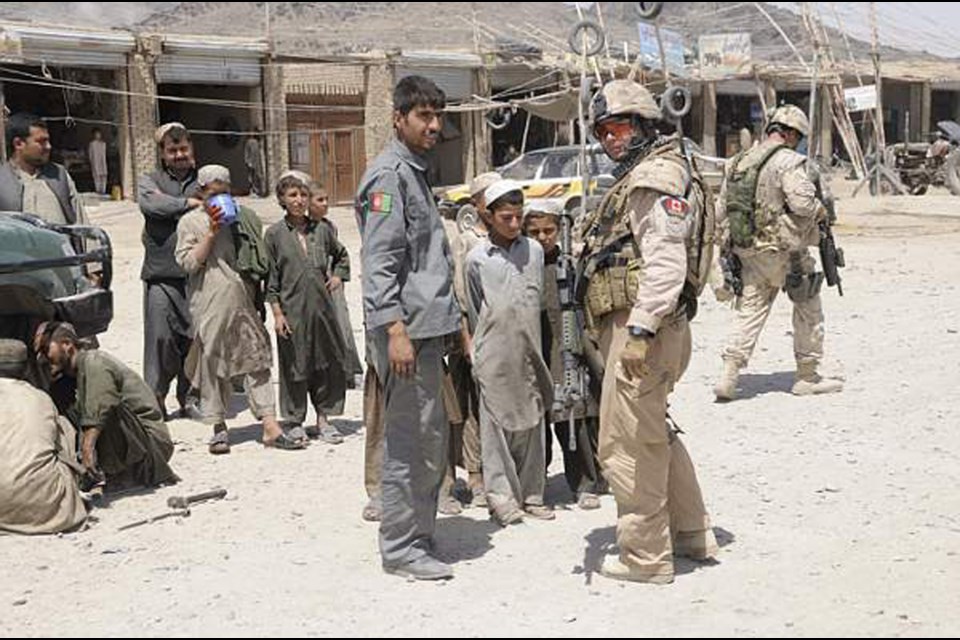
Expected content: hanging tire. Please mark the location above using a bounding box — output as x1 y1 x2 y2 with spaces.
568 20 605 57
634 2 664 20
945 149 960 196
457 204 479 234
661 85 691 120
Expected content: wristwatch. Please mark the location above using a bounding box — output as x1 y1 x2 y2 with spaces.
628 326 655 340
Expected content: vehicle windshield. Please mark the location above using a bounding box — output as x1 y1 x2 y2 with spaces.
500 153 543 181
498 148 616 181
591 151 615 176
540 152 577 179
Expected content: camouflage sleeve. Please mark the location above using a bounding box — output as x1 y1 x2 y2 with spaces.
781 163 826 221
626 188 694 333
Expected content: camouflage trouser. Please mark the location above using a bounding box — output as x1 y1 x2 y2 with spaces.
723 249 825 368
597 310 713 581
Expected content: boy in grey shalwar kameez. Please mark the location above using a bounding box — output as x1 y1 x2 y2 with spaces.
465 180 555 526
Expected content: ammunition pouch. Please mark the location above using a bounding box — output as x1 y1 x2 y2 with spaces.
584 256 641 321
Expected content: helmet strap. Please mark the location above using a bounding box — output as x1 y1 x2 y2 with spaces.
611 120 661 180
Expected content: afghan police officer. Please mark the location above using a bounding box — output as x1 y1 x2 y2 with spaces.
714 105 843 401
580 80 718 584
356 76 461 581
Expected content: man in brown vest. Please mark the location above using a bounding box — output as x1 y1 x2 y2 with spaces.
0 113 84 226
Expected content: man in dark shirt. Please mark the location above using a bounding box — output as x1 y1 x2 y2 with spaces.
137 123 202 420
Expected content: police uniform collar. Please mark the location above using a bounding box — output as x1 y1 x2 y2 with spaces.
390 138 428 173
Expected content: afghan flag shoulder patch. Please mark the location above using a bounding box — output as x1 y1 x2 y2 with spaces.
370 192 394 215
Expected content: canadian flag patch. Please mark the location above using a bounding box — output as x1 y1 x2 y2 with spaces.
661 196 690 218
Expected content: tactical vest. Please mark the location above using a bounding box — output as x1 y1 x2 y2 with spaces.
580 140 716 326
724 142 787 249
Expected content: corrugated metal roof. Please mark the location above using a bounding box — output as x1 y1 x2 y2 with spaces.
396 65 474 100
156 55 262 85
160 35 268 57
1 24 134 68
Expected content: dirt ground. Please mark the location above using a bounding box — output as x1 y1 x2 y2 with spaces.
1 180 959 637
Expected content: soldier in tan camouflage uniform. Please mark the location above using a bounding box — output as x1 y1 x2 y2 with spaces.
580 80 718 584
714 105 844 401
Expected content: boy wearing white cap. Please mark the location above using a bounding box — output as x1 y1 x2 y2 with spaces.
465 180 555 525
444 170 501 508
524 200 607 510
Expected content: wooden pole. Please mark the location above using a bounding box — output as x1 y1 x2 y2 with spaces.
753 2 810 73
870 2 886 151
800 0 866 177
593 2 615 81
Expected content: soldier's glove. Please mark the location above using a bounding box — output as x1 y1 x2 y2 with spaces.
620 335 652 381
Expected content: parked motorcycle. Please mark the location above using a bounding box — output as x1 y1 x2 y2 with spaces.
868 120 960 196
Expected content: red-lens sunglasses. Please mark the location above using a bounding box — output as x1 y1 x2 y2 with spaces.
594 118 634 139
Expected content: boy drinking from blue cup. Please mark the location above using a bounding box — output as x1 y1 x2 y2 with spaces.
174 165 302 454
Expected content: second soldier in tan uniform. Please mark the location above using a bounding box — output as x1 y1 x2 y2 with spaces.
580 80 718 584
714 105 843 401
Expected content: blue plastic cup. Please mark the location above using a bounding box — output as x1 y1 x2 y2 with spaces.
208 193 238 226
